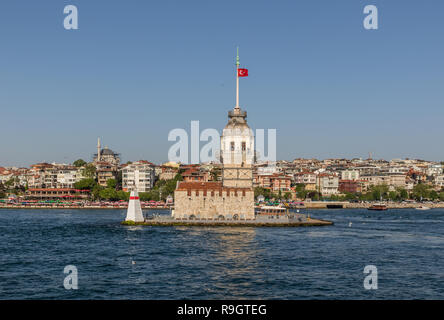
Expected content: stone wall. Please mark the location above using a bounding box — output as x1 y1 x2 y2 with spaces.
174 188 255 220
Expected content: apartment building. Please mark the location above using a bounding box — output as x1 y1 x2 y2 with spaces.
121 160 156 192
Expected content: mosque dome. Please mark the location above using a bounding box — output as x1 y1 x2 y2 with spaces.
101 147 115 155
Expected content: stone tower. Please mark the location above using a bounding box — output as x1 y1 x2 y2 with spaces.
220 48 254 188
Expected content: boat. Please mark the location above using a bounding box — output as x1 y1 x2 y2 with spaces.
368 204 388 211
415 206 431 211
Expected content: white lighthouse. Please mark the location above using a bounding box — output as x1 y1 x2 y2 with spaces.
125 190 144 222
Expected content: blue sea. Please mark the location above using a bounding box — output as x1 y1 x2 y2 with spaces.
0 208 443 299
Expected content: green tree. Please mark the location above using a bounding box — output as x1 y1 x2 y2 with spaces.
117 190 129 201
388 191 398 201
148 189 160 201
210 167 221 181
429 190 438 201
116 171 123 189
138 192 150 201
74 178 96 190
295 184 308 199
439 192 444 201
99 188 118 200
412 184 431 200
254 187 271 199
0 191 6 199
284 192 292 200
106 178 117 189
307 191 320 201
343 192 358 201
150 173 183 200
81 164 97 179
73 159 87 167
370 184 389 201
4 178 15 190
397 187 409 201
91 184 104 200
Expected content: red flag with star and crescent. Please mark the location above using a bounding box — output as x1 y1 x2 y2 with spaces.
238 68 248 77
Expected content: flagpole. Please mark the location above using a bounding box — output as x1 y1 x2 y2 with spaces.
236 47 240 109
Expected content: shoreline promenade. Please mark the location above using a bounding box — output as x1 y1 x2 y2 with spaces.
2 201 444 210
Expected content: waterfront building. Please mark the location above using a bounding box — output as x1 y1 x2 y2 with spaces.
25 172 43 189
316 174 339 196
256 163 278 176
339 180 361 194
294 172 317 185
181 167 209 182
0 168 28 188
360 174 390 188
121 160 156 192
173 51 255 220
0 168 13 184
254 174 271 189
269 173 292 193
254 172 291 193
388 174 408 189
159 162 179 180
355 165 380 176
96 161 118 187
360 173 408 191
434 175 444 188
426 164 443 177
387 166 410 175
26 188 89 200
341 169 360 181
56 166 80 189
405 177 415 190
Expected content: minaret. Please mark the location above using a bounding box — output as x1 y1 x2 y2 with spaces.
97 137 101 162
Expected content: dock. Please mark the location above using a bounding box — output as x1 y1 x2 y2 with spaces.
121 216 333 227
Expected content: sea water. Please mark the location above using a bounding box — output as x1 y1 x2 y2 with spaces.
0 208 443 299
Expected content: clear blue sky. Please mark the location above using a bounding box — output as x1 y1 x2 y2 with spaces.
1 0 443 167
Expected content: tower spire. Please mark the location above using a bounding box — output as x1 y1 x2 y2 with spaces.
235 47 240 110
97 137 101 162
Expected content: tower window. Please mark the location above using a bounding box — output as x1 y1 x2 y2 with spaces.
230 142 235 151
242 142 246 151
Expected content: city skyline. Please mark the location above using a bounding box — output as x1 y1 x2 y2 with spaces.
1 0 444 167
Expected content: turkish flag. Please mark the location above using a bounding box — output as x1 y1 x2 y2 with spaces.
238 68 248 77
